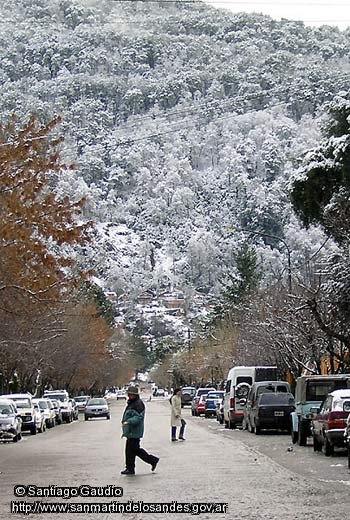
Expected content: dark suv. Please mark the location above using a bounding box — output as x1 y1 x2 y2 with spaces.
181 387 196 408
249 392 295 434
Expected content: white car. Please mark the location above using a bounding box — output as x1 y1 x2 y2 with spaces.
116 390 127 400
84 398 110 420
74 396 91 411
32 399 55 429
0 398 22 442
1 393 41 435
42 391 73 423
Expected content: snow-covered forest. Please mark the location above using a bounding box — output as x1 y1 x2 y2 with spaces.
1 0 350 390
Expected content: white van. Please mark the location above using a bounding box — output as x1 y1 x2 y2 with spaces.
223 366 277 429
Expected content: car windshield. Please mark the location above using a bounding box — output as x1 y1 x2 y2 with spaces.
257 385 288 396
75 397 88 402
197 388 214 396
0 405 12 415
259 393 294 405
306 381 338 401
39 401 49 409
44 394 67 402
88 399 106 406
11 398 31 408
207 392 224 399
182 388 195 395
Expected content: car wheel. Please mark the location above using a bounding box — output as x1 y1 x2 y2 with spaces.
106 414 110 420
30 425 37 435
85 416 89 421
323 437 334 456
229 420 236 430
224 420 229 429
298 419 308 446
254 421 261 435
313 433 322 452
13 434 18 442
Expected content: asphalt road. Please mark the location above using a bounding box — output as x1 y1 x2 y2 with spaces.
1 398 350 520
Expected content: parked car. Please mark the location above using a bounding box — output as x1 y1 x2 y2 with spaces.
243 381 291 432
181 387 196 408
84 398 110 420
191 388 215 416
191 396 200 416
249 392 295 434
312 389 350 456
1 393 41 435
291 374 350 446
205 391 225 418
154 388 165 397
32 402 46 433
223 366 277 429
216 395 225 424
195 387 216 398
43 390 73 423
116 389 127 400
194 395 208 417
74 396 90 411
50 399 63 424
104 391 117 400
70 399 79 420
0 398 22 442
32 398 56 429
345 413 350 469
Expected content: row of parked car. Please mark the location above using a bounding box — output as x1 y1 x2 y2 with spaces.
181 369 350 468
0 390 111 443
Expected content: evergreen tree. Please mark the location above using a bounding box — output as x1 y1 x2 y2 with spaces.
290 94 350 244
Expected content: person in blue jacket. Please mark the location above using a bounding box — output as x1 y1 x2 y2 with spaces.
121 386 159 475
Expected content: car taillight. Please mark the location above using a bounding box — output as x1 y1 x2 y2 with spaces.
230 397 235 410
328 411 347 429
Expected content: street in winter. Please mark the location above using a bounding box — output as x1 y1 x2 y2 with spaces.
2 2 350 520
1 396 350 520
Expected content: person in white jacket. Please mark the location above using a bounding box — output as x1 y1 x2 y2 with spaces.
170 388 186 441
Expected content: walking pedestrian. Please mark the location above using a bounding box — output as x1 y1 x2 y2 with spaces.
170 388 186 441
121 386 159 475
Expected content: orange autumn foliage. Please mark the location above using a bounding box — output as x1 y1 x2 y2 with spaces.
0 115 91 297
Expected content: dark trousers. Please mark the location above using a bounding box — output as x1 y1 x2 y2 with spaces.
125 438 158 472
171 418 186 439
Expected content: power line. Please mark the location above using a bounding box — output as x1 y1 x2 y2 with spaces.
112 76 350 147
114 70 350 134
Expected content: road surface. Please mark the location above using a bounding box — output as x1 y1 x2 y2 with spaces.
0 398 349 520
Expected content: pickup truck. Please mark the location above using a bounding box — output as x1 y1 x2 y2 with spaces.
291 374 350 446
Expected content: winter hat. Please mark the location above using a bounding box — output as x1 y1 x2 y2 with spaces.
127 386 139 395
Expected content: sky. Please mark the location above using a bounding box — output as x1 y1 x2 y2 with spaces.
204 1 350 30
